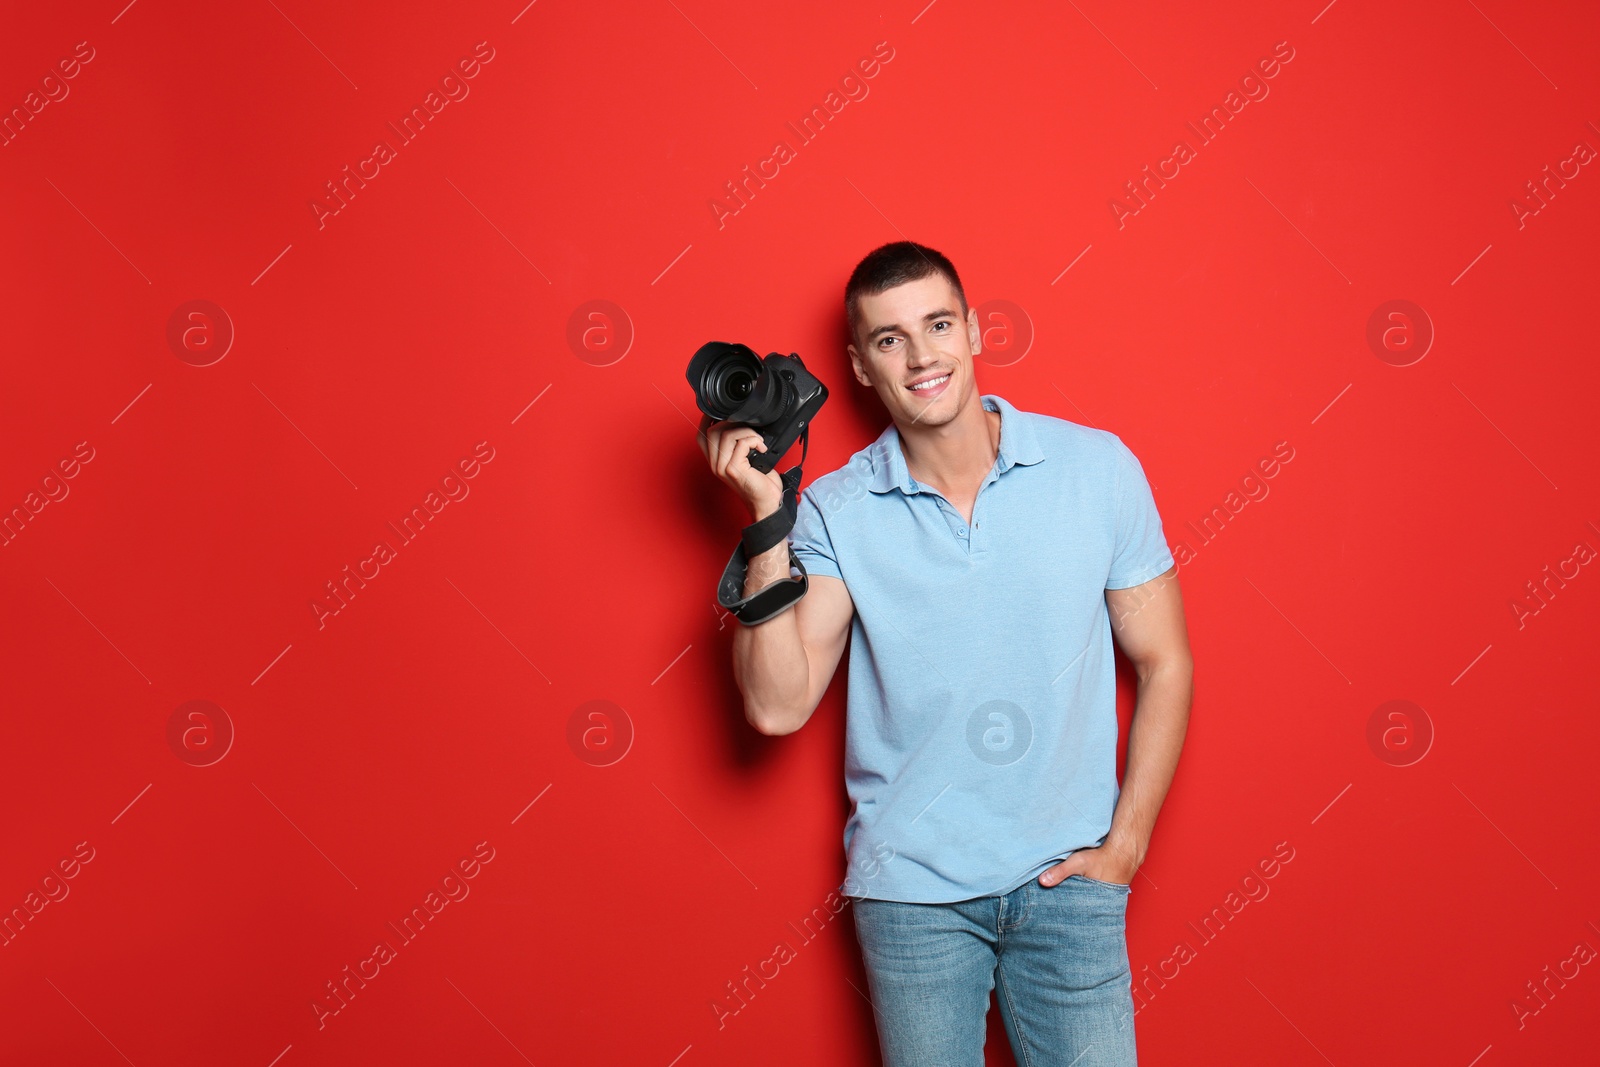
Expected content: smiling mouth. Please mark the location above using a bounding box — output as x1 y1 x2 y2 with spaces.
906 373 951 394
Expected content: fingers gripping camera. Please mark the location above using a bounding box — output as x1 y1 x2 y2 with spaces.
688 342 829 625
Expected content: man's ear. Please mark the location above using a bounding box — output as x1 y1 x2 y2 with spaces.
846 341 872 387
966 304 982 356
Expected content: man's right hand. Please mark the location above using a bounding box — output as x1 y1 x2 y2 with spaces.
699 414 785 522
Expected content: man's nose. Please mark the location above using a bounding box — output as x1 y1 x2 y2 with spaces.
903 335 934 364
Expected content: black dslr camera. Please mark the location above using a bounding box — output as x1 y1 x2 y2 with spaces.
688 341 829 627
686 342 828 473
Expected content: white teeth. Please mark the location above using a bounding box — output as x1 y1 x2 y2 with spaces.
910 375 949 392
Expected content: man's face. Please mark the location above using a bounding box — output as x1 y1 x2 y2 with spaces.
848 273 982 430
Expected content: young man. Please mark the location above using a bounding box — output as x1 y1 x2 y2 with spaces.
697 240 1193 1066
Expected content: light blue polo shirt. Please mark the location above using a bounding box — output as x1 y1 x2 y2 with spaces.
788 393 1175 904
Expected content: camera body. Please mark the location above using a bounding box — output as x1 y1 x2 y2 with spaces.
687 341 828 473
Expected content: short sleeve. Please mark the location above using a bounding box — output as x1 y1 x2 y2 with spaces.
788 487 843 581
1106 436 1176 590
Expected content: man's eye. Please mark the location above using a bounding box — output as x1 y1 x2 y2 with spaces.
932 321 949 331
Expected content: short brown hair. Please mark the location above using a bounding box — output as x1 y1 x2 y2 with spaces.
845 241 967 341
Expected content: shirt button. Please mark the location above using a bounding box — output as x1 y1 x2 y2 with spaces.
958 528 968 537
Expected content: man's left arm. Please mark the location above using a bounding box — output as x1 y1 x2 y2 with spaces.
1040 565 1193 887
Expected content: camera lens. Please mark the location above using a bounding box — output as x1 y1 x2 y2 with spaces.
688 342 767 421
722 370 753 404
707 354 759 412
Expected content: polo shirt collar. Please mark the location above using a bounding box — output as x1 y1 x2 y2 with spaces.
867 393 1045 495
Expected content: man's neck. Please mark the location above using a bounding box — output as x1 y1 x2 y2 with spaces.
898 398 1001 497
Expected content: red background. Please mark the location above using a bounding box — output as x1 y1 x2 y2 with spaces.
3 1 1597 1063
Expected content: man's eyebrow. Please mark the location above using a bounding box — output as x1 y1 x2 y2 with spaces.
865 308 960 341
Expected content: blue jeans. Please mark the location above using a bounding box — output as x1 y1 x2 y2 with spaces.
852 874 1137 1066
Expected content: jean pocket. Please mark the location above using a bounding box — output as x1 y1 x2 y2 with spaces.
1073 874 1132 892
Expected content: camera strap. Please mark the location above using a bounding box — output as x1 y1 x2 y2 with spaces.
716 426 811 626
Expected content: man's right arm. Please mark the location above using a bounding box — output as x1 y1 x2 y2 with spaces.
696 414 853 735
731 533 853 736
